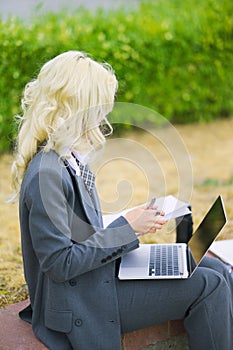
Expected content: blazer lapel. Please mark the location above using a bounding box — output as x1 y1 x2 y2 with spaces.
76 176 103 228
66 163 103 229
91 186 104 228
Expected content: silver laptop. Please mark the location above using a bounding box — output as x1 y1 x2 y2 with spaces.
119 195 227 280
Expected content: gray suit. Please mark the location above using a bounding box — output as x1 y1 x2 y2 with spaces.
19 151 233 350
19 150 139 349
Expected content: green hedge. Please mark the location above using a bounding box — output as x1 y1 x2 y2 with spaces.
0 0 232 151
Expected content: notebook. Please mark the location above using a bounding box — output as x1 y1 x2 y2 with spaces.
118 195 227 280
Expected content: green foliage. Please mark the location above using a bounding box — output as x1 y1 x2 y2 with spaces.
201 175 233 187
0 0 232 151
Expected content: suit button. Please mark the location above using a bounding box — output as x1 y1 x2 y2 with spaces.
101 258 107 263
121 245 127 250
75 319 82 327
112 251 117 257
106 255 112 260
69 279 77 286
117 248 123 254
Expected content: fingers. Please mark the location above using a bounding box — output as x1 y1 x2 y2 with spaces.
147 209 167 223
143 209 167 231
147 216 167 234
124 205 167 235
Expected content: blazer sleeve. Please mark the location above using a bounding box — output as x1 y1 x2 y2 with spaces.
22 167 139 283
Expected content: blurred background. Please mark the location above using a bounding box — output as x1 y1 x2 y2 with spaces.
0 0 232 307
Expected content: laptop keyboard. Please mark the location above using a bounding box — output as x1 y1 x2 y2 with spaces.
149 245 183 276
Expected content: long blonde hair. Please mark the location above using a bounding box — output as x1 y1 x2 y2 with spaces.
10 50 118 199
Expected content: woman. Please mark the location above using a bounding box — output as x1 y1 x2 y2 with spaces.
11 51 233 350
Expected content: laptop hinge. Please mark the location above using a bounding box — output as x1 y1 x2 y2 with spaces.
187 246 197 275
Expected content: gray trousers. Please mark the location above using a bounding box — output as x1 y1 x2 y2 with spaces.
116 257 233 350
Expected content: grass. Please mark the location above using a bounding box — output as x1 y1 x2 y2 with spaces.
1 118 233 308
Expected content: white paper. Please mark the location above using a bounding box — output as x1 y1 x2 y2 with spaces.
102 195 191 228
153 195 191 220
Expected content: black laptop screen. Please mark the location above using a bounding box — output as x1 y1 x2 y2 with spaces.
188 196 227 265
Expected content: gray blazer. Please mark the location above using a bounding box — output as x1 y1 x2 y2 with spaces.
19 150 139 350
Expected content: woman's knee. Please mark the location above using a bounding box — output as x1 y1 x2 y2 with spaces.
192 265 230 303
200 256 230 275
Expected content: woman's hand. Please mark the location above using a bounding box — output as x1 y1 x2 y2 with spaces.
123 204 167 236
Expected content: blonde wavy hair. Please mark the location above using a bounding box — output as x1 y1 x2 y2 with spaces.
10 50 118 199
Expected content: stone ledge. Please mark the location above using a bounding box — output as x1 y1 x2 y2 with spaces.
122 320 186 350
0 300 47 350
0 300 186 350
140 333 189 350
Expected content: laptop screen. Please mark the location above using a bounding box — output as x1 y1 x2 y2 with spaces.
188 195 227 265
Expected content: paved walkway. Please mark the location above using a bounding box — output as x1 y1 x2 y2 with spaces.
0 0 140 21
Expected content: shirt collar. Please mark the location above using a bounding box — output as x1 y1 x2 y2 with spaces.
65 149 90 176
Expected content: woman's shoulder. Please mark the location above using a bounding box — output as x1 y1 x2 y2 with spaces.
24 150 69 183
29 149 62 168
20 150 74 204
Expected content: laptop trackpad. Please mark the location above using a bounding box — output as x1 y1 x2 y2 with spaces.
121 245 149 268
